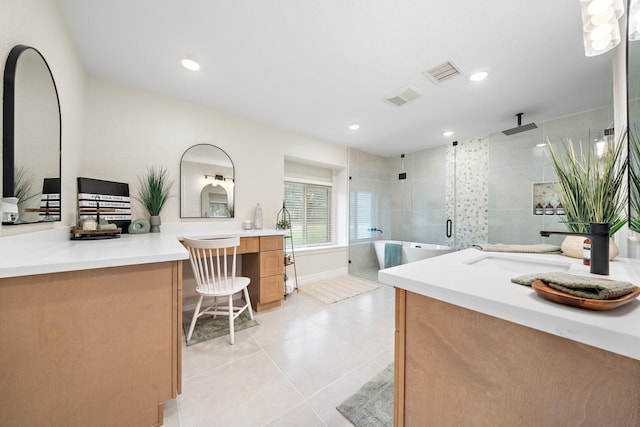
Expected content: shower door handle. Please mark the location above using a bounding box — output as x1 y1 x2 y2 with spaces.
446 219 452 238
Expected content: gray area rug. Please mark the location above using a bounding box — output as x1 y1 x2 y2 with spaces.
182 311 258 346
337 363 394 427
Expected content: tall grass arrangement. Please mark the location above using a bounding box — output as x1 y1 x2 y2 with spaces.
14 165 38 207
546 131 627 236
134 166 173 217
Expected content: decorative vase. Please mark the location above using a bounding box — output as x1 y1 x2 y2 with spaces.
149 215 161 233
254 203 263 229
560 235 619 260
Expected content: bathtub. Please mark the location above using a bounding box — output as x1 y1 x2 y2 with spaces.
373 240 454 269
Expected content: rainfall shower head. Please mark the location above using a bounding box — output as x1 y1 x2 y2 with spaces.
502 113 538 135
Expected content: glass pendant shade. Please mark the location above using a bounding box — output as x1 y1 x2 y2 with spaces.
580 0 623 56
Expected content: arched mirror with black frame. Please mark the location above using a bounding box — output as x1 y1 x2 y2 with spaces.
628 1 640 232
180 144 235 218
2 45 61 224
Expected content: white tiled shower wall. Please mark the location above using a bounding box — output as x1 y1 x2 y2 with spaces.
348 104 614 273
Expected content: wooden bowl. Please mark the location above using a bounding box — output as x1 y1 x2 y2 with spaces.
531 279 640 311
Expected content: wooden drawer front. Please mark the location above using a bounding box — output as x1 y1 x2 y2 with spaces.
260 250 283 277
260 236 283 251
238 237 259 254
260 274 284 303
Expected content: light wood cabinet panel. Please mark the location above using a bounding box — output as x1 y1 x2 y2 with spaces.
260 235 283 251
237 237 259 254
260 249 284 277
394 288 640 426
260 274 285 306
0 261 182 427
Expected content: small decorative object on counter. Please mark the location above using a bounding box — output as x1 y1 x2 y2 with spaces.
534 203 544 215
128 218 151 234
254 203 263 229
71 216 122 240
82 217 98 231
583 238 591 266
556 203 565 215
243 220 253 230
0 197 19 224
545 202 555 215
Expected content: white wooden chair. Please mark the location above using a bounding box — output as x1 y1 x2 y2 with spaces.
183 236 254 345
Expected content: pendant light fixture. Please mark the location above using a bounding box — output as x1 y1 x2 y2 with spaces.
579 0 625 56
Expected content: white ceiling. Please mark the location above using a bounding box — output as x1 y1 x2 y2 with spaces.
56 0 616 157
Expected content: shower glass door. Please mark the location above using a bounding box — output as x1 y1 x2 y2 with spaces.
348 148 387 281
348 145 450 281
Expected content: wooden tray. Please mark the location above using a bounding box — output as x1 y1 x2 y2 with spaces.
70 228 122 240
531 279 640 311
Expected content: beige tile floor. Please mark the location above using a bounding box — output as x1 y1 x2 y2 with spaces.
163 280 395 427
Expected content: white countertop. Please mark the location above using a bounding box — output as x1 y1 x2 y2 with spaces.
0 223 285 279
378 248 640 361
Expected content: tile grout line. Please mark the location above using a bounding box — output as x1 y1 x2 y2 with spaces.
251 334 330 427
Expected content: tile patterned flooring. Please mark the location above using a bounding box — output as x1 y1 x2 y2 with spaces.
163 280 395 427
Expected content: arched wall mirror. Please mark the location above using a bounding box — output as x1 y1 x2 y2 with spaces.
628 0 640 231
180 144 235 218
2 45 61 224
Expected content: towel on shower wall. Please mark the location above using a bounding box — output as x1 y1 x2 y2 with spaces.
384 243 402 268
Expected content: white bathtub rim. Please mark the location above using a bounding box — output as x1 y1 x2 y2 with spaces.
373 240 454 269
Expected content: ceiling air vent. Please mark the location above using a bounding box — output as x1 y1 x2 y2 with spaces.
384 85 423 107
423 60 462 84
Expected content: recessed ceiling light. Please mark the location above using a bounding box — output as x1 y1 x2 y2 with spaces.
443 131 454 137
536 143 547 147
181 57 200 71
349 123 360 131
469 71 488 82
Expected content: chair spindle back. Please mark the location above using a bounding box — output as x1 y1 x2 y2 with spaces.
183 237 240 294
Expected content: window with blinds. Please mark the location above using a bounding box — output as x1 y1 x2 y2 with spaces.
349 190 374 240
284 181 332 246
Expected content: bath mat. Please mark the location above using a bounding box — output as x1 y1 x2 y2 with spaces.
337 363 394 427
299 275 381 305
182 311 258 346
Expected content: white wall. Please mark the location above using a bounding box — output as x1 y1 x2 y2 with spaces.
82 76 348 227
0 0 86 231
83 76 349 282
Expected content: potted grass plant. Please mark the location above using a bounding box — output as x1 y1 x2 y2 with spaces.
13 165 39 222
134 166 173 232
545 130 627 259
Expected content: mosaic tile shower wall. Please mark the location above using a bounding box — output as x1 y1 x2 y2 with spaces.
445 137 489 249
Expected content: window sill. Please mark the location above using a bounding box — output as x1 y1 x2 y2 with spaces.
291 244 347 256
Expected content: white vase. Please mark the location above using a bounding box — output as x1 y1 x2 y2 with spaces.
254 204 263 229
560 235 619 260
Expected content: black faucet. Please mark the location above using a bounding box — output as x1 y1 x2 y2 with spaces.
540 222 610 275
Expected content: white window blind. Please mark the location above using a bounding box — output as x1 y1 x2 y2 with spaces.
284 181 332 246
349 191 374 240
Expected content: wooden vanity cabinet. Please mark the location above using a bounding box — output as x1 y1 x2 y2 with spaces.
243 236 284 312
0 261 182 427
394 288 640 426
